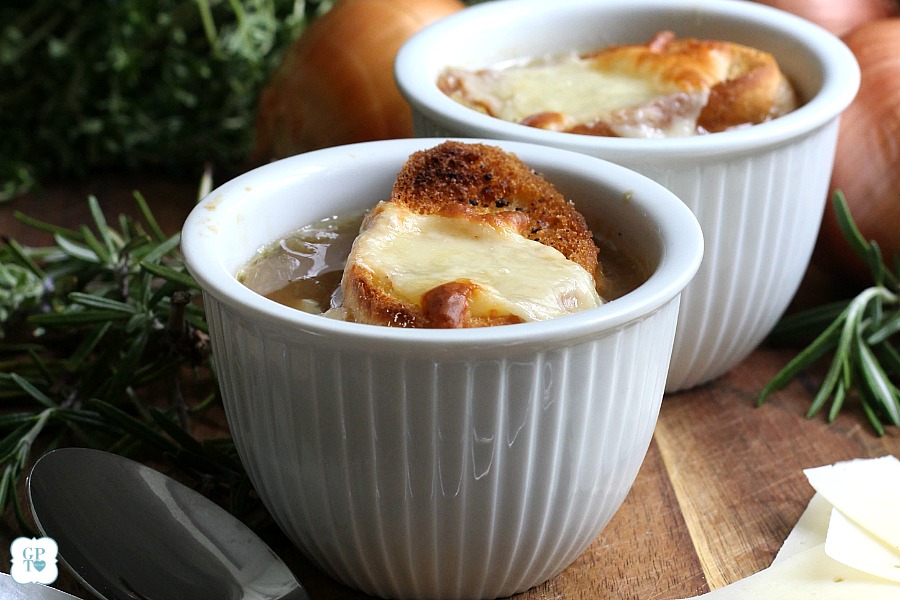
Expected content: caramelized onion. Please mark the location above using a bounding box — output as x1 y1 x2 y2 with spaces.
815 18 900 282
751 0 898 35
252 0 465 163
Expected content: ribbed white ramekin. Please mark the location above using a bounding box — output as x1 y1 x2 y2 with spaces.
396 0 860 391
182 138 702 599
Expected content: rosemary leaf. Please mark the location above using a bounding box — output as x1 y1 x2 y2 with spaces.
805 351 844 419
105 328 151 399
1 193 248 527
141 261 198 289
756 309 845 405
28 309 130 326
9 373 56 408
2 237 46 278
133 191 167 243
869 311 900 345
141 234 182 264
53 233 100 263
65 321 113 371
84 399 181 456
79 224 112 265
760 191 899 434
827 380 847 423
875 340 900 374
0 469 17 525
53 408 122 434
861 394 887 437
0 412 38 430
0 422 34 463
88 195 117 258
68 292 138 314
856 333 900 425
766 300 848 345
12 211 79 240
149 407 208 455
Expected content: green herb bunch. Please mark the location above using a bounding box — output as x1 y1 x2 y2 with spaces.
0 191 256 535
758 192 900 435
0 0 327 202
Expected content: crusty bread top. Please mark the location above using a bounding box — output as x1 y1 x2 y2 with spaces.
602 31 798 132
390 141 600 275
438 31 798 137
339 141 602 328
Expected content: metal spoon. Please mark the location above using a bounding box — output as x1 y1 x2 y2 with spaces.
1 572 81 600
28 448 309 600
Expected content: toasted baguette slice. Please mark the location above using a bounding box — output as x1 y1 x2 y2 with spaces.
438 31 798 137
340 141 603 328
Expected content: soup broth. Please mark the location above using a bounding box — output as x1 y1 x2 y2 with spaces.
238 212 648 319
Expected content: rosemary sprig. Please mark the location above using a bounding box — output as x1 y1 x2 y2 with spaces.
758 191 900 435
0 192 259 535
0 1 312 201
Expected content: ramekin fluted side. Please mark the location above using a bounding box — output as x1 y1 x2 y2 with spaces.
203 293 680 600
644 121 840 390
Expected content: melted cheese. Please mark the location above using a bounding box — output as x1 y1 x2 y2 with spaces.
348 202 602 322
441 54 709 138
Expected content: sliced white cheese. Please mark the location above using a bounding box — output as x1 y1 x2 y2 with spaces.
804 455 900 553
348 202 602 322
454 58 664 122
773 492 831 565
441 55 707 138
674 457 900 599
676 544 900 599
825 507 900 583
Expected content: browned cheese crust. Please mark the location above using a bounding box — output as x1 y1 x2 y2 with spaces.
438 31 798 136
342 141 600 328
616 32 798 133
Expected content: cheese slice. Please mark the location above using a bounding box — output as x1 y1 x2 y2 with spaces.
677 457 900 598
676 544 900 599
804 455 900 553
773 490 900 583
440 55 707 138
348 202 603 322
772 492 831 565
825 508 900 583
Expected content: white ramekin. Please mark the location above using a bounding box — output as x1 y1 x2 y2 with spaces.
395 0 860 391
182 138 702 599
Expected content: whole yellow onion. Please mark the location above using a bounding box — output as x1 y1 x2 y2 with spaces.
252 0 465 163
751 0 898 36
815 17 900 281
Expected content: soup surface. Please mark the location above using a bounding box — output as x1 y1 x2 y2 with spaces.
237 212 648 318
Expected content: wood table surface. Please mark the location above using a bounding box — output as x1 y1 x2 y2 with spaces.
2 173 898 600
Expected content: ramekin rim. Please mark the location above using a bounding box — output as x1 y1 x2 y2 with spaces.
181 138 703 347
394 0 861 158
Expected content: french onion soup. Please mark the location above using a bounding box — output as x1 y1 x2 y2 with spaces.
238 142 647 328
437 31 798 138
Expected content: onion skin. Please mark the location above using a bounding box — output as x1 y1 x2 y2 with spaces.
751 0 898 36
252 0 465 163
814 18 900 283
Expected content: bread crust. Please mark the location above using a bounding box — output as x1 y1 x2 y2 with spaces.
341 141 601 328
438 31 798 136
